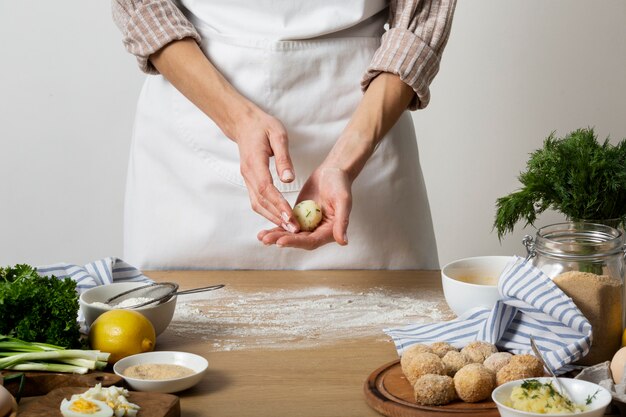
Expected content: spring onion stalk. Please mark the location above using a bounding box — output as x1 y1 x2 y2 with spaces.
56 358 108 370
5 362 89 374
0 336 64 351
0 335 110 373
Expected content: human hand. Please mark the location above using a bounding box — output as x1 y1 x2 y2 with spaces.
232 109 300 233
257 166 352 249
149 39 300 232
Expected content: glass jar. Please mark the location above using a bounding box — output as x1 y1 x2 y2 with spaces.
523 222 626 365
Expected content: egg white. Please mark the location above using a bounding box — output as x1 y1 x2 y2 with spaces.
60 397 114 417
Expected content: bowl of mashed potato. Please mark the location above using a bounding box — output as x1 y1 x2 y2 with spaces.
492 377 611 417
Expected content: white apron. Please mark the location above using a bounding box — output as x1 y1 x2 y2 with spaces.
124 0 439 269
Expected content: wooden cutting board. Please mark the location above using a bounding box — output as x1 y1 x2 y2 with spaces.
17 387 180 417
363 360 500 417
0 371 123 398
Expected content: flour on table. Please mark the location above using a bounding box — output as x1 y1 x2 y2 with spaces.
170 286 452 351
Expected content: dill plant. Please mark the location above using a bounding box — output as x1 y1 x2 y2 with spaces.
494 128 626 238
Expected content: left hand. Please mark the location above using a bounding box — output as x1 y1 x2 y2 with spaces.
257 166 352 249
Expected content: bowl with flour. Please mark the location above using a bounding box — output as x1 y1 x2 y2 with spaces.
80 282 176 336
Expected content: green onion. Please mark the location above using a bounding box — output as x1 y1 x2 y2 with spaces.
0 335 110 374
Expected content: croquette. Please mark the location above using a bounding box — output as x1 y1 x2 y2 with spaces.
483 352 513 373
442 351 471 377
496 354 544 386
413 374 457 405
460 341 498 363
453 363 496 402
400 344 434 375
402 352 446 386
430 341 457 358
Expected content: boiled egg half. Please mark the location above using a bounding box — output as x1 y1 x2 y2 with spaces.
60 397 113 417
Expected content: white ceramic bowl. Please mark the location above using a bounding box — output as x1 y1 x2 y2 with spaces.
79 282 176 336
441 256 512 316
113 351 208 393
492 377 611 417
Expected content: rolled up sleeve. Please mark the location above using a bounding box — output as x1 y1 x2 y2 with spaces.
362 0 457 110
111 0 201 74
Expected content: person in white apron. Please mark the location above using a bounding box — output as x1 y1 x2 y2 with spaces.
112 0 456 269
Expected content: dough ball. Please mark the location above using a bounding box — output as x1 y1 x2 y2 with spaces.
461 341 498 363
403 352 445 386
453 363 496 403
413 374 457 405
430 341 458 358
293 200 323 231
496 354 544 386
483 352 513 373
400 344 433 374
442 351 472 377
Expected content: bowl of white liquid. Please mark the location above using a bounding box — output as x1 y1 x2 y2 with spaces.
441 256 512 316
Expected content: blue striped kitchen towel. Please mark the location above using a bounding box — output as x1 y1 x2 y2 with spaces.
36 257 153 294
385 256 592 373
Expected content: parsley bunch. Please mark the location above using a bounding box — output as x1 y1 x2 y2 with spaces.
494 128 626 238
0 264 82 348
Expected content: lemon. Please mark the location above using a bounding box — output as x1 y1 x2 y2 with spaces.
89 309 156 364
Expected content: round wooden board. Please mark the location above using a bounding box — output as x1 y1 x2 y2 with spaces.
363 360 500 417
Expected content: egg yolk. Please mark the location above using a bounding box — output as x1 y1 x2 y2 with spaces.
70 398 101 414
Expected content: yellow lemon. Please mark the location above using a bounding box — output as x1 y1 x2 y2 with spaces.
89 309 156 364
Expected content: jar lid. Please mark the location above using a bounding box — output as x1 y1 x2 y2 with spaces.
526 222 625 260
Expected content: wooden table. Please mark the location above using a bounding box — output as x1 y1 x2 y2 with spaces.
149 270 446 417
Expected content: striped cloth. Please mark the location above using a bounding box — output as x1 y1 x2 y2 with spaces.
385 256 592 373
36 258 153 294
36 258 153 331
111 0 457 110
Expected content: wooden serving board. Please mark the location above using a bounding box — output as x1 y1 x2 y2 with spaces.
0 371 123 398
17 387 180 417
363 360 500 417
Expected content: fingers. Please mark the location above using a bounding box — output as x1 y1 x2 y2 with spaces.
332 198 351 246
268 129 295 183
259 223 334 250
241 152 299 232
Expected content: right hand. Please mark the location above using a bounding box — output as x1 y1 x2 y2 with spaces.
230 108 300 233
149 39 300 233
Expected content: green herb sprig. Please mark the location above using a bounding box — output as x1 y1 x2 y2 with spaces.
494 128 626 238
585 389 600 405
0 264 82 348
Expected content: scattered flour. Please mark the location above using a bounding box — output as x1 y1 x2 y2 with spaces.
169 286 453 351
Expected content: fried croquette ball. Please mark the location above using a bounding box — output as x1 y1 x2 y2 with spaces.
495 354 544 386
483 352 513 373
400 344 434 375
430 341 457 358
413 374 457 405
403 352 445 386
460 341 498 363
453 363 496 403
442 351 472 376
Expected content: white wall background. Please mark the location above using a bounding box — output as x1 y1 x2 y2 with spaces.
1 1 625 268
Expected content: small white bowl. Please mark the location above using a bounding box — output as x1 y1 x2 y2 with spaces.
113 351 208 393
492 377 611 417
441 256 512 316
79 282 176 336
